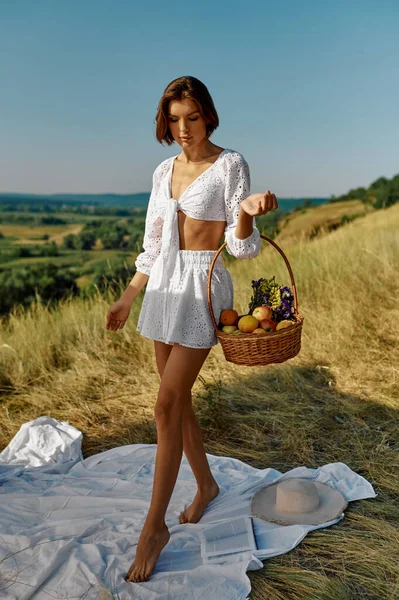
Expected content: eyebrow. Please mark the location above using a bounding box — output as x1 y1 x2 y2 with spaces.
168 110 199 117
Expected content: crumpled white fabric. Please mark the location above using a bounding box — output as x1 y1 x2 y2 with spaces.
0 416 377 600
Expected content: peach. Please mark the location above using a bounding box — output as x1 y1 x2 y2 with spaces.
238 315 259 333
253 328 267 334
220 309 239 326
276 320 294 331
252 305 273 321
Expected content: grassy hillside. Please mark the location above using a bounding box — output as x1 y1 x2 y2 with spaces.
275 199 375 244
0 204 398 599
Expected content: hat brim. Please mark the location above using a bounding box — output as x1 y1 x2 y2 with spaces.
250 478 348 526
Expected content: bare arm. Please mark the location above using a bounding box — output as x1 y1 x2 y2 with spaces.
106 270 149 331
120 270 149 306
235 205 255 239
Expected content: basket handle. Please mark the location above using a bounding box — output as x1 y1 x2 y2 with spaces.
207 234 299 333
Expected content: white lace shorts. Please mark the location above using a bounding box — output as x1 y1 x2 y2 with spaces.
136 250 234 349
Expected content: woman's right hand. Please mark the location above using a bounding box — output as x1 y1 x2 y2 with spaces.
106 298 132 331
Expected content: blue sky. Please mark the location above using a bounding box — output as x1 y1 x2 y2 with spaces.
0 0 397 197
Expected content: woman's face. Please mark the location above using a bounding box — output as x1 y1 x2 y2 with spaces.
167 99 208 147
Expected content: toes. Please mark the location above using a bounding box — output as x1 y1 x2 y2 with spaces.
141 569 148 582
180 509 194 524
126 567 138 583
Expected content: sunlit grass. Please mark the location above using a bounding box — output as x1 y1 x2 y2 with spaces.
1 204 398 599
275 199 374 244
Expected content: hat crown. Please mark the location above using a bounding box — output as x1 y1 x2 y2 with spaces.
276 479 320 515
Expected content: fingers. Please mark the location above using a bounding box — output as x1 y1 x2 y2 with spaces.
106 318 125 331
258 190 278 215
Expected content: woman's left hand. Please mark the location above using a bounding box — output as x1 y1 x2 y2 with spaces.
240 191 278 216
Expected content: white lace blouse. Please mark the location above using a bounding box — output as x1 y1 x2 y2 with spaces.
135 148 261 276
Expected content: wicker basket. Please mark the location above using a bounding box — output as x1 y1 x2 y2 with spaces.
207 234 304 366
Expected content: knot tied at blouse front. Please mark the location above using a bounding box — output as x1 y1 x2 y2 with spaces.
153 195 182 289
148 194 183 340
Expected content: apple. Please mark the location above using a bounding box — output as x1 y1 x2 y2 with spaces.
252 305 273 321
253 328 267 334
259 319 277 332
221 325 238 334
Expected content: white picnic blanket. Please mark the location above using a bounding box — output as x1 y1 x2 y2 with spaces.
0 416 377 599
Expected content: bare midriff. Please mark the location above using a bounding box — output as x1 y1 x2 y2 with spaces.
172 146 227 251
177 211 226 250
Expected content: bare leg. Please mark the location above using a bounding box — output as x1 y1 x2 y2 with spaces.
125 342 211 583
152 342 220 524
178 399 219 523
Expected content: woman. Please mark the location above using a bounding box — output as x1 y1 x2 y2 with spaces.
105 75 278 583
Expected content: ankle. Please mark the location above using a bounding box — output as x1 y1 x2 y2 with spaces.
143 516 168 532
197 478 219 494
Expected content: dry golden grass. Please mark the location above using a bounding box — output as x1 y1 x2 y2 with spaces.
275 199 374 245
0 223 84 245
1 204 398 599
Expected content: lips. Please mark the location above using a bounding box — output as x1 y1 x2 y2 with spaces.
180 137 191 141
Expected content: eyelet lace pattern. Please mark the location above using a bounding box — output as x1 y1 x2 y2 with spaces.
135 148 261 275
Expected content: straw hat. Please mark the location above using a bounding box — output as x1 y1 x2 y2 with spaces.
250 477 348 526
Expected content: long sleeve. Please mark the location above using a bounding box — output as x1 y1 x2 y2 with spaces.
224 153 261 259
135 167 164 276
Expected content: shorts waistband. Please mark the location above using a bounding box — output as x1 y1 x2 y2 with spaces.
178 249 223 265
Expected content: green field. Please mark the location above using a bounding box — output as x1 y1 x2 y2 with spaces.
0 218 139 288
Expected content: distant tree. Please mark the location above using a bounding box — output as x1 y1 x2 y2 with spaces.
345 187 367 202
256 209 286 239
0 263 79 316
369 176 389 190
39 241 59 256
76 230 97 251
329 172 399 210
90 257 135 294
386 175 399 208
39 216 67 225
62 233 78 249
99 223 129 250
120 230 142 251
13 246 33 257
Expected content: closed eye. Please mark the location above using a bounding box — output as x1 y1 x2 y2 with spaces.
170 118 198 122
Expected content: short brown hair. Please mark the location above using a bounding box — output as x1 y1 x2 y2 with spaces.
155 76 219 146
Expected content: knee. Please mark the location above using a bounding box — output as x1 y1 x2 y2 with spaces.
154 387 186 424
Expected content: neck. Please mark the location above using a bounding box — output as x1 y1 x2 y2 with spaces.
178 142 221 163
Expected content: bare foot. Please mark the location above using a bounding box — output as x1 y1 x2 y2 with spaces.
125 522 170 583
179 480 220 524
